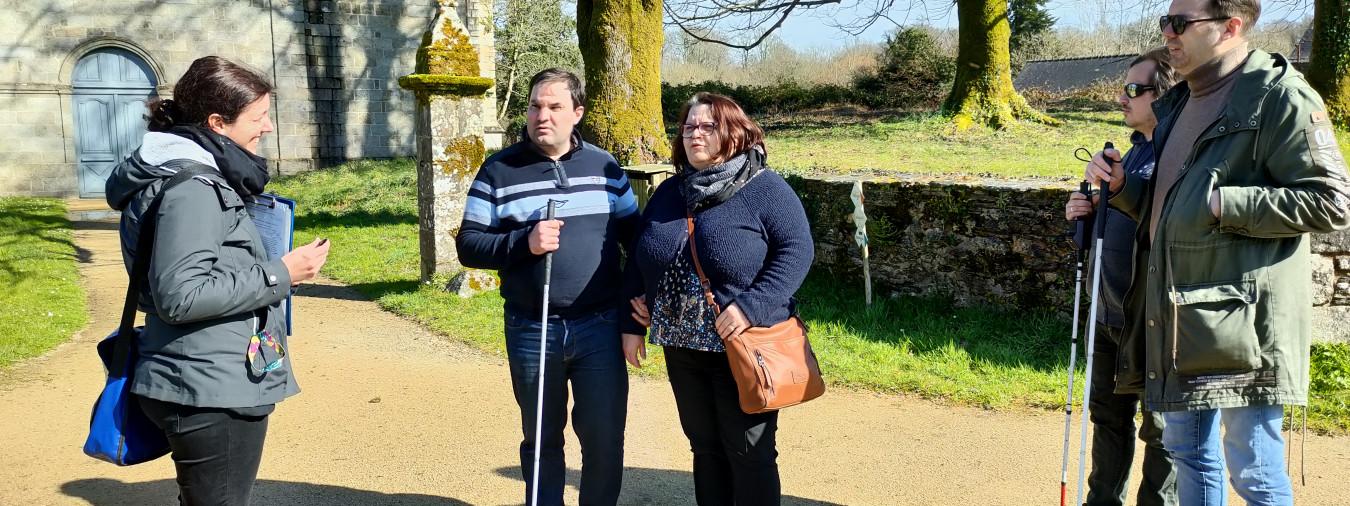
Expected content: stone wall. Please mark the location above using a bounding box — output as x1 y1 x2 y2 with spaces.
0 0 498 196
789 175 1350 343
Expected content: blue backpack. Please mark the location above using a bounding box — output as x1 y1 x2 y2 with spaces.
84 163 214 465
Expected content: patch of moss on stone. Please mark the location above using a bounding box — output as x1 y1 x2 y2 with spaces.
398 74 494 97
922 186 974 225
436 136 486 178
866 214 897 246
415 23 480 76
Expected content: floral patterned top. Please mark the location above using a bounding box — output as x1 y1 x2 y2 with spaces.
648 245 724 352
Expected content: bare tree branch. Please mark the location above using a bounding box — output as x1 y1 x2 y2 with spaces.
663 0 1313 53
663 0 846 49
663 0 959 50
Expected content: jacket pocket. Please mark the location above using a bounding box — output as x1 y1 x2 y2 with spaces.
1171 279 1261 375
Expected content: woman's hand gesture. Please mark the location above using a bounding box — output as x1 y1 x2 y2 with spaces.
282 237 331 286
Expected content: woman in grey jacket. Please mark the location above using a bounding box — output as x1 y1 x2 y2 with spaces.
105 56 330 505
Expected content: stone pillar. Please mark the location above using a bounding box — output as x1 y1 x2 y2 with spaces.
399 0 494 283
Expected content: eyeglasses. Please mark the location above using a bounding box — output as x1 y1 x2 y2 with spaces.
681 121 718 138
1159 14 1229 35
1124 83 1157 98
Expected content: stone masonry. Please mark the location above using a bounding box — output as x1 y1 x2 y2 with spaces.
0 0 499 197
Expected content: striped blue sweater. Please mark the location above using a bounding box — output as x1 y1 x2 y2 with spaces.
455 133 640 318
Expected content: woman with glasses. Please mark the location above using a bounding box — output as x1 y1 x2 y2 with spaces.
105 56 330 505
619 92 813 505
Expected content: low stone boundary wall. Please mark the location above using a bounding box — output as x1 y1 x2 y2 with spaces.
791 175 1350 343
622 168 1350 343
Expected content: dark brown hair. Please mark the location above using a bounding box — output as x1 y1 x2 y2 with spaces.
670 92 765 169
146 56 273 132
1208 0 1261 33
528 68 585 109
1131 46 1179 95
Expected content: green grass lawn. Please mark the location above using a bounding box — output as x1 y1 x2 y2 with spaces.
0 198 87 369
764 111 1125 179
269 159 1349 433
763 110 1350 180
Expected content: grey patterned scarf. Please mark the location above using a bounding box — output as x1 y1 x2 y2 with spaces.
680 146 766 211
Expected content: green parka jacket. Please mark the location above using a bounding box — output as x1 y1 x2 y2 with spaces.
1111 50 1350 412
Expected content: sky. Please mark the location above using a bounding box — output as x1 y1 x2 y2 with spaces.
769 0 1313 51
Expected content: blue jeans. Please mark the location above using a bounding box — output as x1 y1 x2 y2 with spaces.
1161 405 1292 506
505 308 628 506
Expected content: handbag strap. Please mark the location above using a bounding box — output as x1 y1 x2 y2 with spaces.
111 162 217 377
685 211 722 315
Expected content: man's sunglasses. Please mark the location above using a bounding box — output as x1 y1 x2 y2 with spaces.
1159 14 1229 35
1124 83 1157 99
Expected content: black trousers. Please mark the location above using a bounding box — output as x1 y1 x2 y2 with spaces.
1084 327 1177 506
664 346 780 506
137 396 270 506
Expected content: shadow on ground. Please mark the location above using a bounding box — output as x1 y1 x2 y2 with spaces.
295 279 421 302
493 466 844 505
69 217 115 265
61 478 471 505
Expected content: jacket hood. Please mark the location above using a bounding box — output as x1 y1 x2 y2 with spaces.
105 132 219 211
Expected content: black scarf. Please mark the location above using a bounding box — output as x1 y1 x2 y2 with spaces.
168 125 270 200
681 146 767 211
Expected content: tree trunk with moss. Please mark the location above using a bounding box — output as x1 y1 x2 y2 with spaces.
1309 0 1350 127
942 0 1055 130
576 0 670 164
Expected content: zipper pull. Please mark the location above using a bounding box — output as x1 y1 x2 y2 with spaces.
551 161 570 189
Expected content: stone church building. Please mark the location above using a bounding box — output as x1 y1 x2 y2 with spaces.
0 0 499 198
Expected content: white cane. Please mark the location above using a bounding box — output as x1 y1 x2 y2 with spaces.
529 199 557 506
1075 142 1116 506
1059 180 1092 506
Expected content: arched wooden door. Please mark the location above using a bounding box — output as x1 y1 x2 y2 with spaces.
71 48 157 198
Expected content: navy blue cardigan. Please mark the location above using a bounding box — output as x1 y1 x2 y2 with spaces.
622 169 813 336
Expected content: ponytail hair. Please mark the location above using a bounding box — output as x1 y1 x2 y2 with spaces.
146 98 178 132
144 56 273 132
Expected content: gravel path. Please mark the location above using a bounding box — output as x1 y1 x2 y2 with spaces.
1 203 1345 505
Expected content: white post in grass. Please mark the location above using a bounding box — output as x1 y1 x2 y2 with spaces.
851 180 872 305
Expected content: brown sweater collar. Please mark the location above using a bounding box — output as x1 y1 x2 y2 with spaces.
1185 47 1250 98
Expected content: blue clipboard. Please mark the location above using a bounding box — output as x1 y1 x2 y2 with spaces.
246 193 296 335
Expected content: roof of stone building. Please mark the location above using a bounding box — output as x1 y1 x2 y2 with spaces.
1292 27 1313 62
1013 54 1137 93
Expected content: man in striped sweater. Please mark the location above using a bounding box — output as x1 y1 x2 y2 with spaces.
455 68 639 506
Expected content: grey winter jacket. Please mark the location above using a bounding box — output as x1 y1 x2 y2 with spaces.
105 132 297 409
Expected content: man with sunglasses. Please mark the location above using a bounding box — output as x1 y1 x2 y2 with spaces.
456 68 641 505
1085 1 1350 504
1065 46 1179 506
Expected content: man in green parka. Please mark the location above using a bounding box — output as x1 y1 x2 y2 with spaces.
1084 1 1350 504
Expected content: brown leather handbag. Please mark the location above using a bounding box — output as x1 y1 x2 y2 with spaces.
686 214 826 414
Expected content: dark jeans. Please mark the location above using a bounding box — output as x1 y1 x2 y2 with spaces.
505 308 628 506
136 396 270 506
664 346 780 506
1085 327 1177 506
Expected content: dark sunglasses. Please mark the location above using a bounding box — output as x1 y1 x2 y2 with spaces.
1124 83 1157 98
1159 14 1229 35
